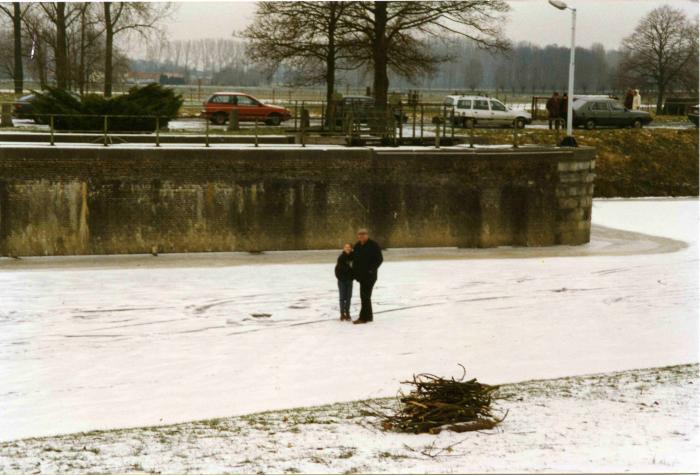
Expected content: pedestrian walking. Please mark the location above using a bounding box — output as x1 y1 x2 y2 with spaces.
352 228 383 324
624 89 634 109
546 92 561 130
335 243 354 321
632 89 642 110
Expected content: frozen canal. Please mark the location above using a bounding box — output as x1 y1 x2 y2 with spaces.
0 198 697 441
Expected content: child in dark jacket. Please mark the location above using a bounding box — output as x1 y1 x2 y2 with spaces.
334 243 354 321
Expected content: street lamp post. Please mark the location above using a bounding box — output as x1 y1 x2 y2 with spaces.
549 0 578 147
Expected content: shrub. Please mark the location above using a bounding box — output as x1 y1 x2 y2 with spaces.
31 84 183 132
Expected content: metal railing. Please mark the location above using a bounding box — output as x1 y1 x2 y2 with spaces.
3 112 171 147
0 101 591 149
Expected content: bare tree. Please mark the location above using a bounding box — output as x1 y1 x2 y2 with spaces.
0 2 28 94
39 2 83 90
21 9 50 88
464 57 483 91
242 2 356 108
69 3 105 95
345 1 510 107
618 5 699 113
101 2 171 96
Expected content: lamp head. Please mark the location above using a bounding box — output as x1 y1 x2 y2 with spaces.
548 0 568 10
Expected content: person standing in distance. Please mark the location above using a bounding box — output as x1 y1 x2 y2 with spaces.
546 92 560 130
334 243 354 321
632 89 642 110
352 228 383 324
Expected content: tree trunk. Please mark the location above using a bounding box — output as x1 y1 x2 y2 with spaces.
36 40 47 89
12 2 23 95
326 56 335 115
372 1 389 109
54 2 68 90
656 86 665 115
78 6 86 96
104 2 113 97
325 4 337 127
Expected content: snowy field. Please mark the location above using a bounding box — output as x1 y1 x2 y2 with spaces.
1 364 697 474
0 198 698 470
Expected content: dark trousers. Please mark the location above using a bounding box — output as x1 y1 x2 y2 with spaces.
358 276 377 321
337 279 353 314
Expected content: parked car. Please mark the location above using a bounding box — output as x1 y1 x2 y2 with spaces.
572 98 652 129
332 95 408 125
688 104 699 127
201 92 291 126
443 95 532 129
13 91 79 124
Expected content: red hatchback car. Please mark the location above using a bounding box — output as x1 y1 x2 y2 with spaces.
201 92 291 126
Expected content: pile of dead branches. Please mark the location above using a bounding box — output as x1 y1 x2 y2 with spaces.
378 365 505 434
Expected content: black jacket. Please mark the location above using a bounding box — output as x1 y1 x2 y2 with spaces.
353 239 383 281
335 252 354 281
546 97 560 118
559 97 568 118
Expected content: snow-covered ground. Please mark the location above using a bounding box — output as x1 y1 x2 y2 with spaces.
1 364 697 474
0 199 697 458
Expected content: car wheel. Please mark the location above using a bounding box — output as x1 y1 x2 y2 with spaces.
585 119 596 130
514 118 526 129
632 119 643 129
266 114 282 126
464 118 475 129
211 113 227 125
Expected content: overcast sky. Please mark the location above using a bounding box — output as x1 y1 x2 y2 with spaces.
164 0 699 49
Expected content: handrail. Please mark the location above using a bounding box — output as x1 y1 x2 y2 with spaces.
0 98 628 149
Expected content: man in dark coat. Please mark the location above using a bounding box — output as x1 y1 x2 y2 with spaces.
352 228 383 324
546 92 560 130
559 93 569 126
624 89 634 109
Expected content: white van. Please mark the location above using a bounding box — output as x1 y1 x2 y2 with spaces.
443 95 532 129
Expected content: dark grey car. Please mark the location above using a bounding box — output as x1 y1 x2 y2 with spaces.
332 95 407 125
13 94 38 121
572 99 653 129
13 91 80 124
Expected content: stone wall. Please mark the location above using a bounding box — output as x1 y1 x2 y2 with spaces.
0 146 595 256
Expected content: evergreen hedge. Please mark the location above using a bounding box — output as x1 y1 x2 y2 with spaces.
31 84 183 132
